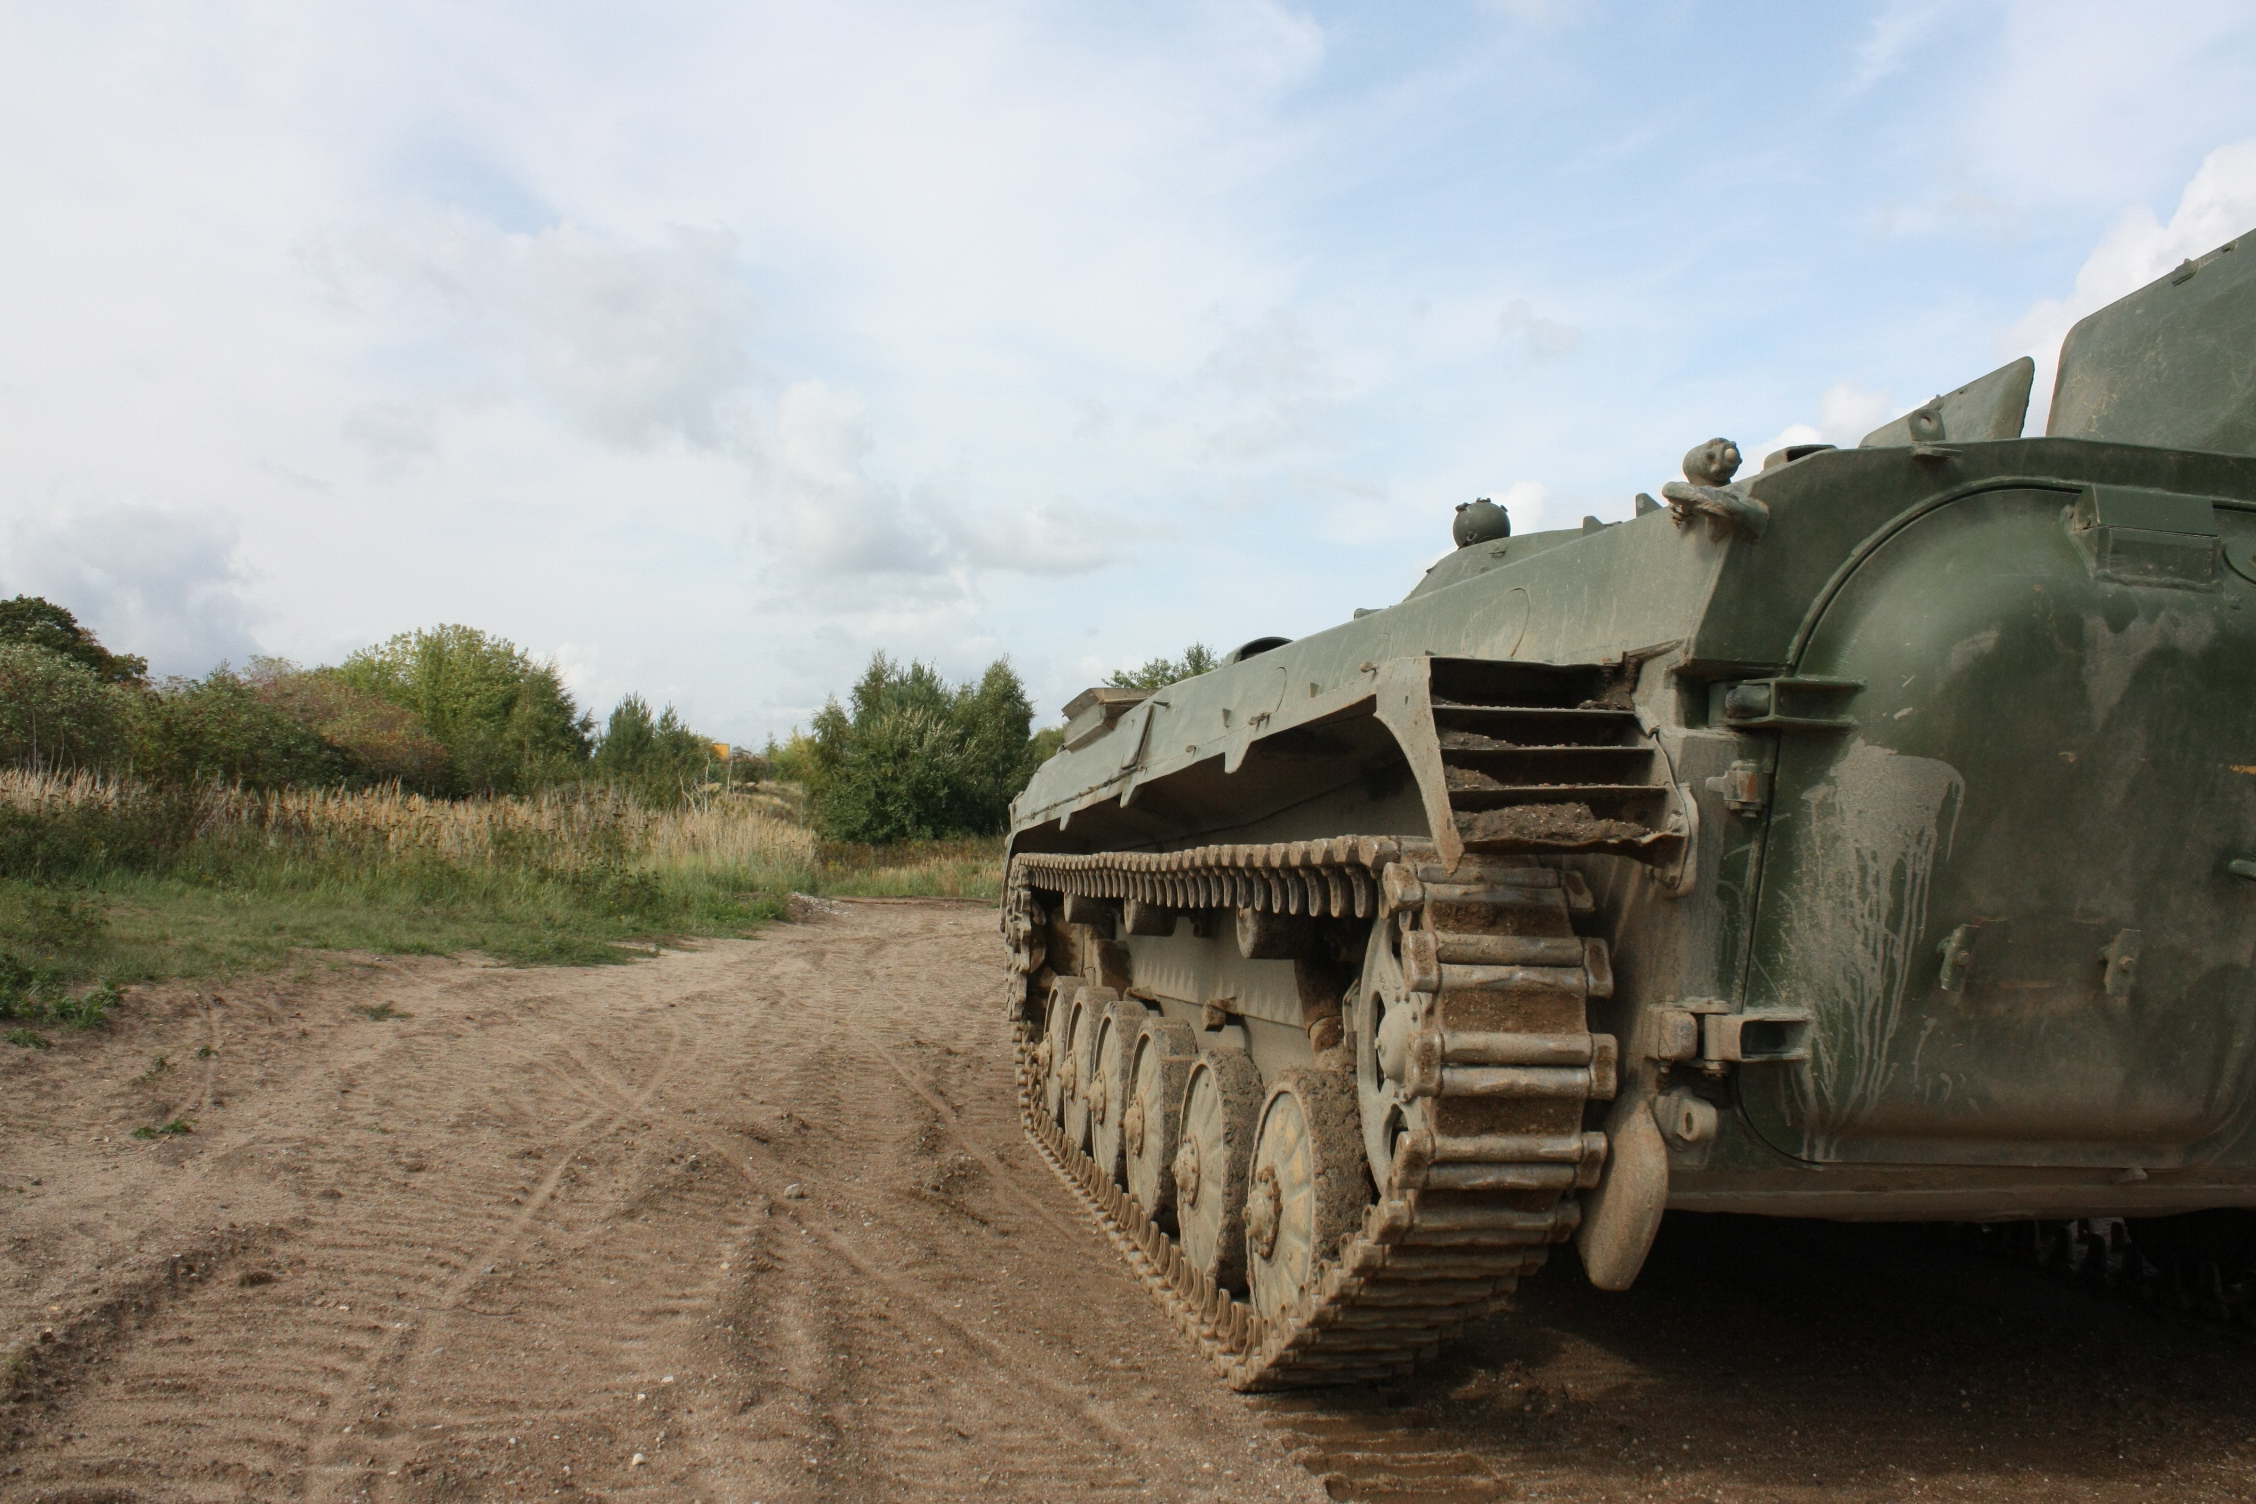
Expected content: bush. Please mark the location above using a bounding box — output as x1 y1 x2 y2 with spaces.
245 658 450 789
763 730 817 786
335 625 592 795
134 669 348 791
0 644 139 772
804 654 1039 843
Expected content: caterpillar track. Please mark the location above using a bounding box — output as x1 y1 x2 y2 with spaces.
1955 1213 2256 1333
1004 835 1616 1391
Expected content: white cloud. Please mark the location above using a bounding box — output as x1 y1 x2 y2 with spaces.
1473 0 1581 27
1962 3 2256 212
1851 0 1949 91
4 506 259 677
346 213 755 448
1492 478 1551 530
1497 299 1579 360
2005 138 2256 421
1747 380 1898 468
756 379 946 579
947 498 1123 576
1193 308 1342 464
340 400 439 476
747 380 1128 586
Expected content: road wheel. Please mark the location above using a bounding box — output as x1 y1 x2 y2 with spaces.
1352 916 1423 1192
1125 1017 1198 1229
1087 999 1145 1186
1040 983 1073 1125
1061 986 1111 1153
1174 1049 1264 1293
1246 1068 1366 1328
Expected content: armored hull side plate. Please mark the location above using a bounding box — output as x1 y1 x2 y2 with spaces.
1743 485 2256 1166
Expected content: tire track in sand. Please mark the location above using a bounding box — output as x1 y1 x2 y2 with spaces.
4 912 1327 1503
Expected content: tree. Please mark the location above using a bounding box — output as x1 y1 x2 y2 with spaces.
593 693 714 804
335 625 592 795
804 653 1041 843
1106 642 1218 691
594 693 659 775
0 644 139 771
950 660 1038 831
0 596 147 684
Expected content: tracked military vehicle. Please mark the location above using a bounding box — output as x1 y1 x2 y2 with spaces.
1002 227 2256 1389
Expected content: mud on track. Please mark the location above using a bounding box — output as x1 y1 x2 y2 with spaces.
6 903 2256 1502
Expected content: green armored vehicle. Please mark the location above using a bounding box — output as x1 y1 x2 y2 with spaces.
1001 227 2256 1389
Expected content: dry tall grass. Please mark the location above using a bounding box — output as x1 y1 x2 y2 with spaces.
0 768 999 899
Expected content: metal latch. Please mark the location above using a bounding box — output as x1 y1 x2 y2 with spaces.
1937 922 1980 992
2069 486 2219 591
2100 930 2141 1004
1648 999 1808 1070
1711 676 1862 731
1700 1010 1814 1064
1706 759 1766 819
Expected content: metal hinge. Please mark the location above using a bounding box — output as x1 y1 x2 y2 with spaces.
1712 676 1862 731
1705 759 1766 819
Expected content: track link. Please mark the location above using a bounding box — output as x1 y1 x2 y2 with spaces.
1953 1214 2256 1332
1006 836 1612 1391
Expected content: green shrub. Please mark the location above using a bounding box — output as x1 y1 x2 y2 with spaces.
55 983 119 1029
0 644 139 772
245 659 449 788
134 669 347 790
335 625 592 795
0 927 116 1027
804 654 1039 843
763 730 816 786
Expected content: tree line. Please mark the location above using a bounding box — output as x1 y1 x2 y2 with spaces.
2 592 1224 845
0 597 715 805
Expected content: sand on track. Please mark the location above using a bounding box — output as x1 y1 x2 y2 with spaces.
7 901 2256 1504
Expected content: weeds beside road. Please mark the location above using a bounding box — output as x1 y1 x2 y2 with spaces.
0 768 1000 1035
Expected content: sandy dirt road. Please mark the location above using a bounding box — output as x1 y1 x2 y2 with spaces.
6 902 2256 1503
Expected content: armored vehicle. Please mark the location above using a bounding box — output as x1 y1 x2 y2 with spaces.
1002 226 2256 1389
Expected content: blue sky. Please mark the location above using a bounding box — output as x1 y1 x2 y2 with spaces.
3 1 2254 742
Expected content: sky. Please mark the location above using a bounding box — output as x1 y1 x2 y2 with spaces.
3 1 2255 745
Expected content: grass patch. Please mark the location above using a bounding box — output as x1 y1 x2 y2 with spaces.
0 770 1000 1018
130 1119 194 1140
352 1003 410 1022
816 837 1004 900
5 1027 50 1049
0 888 124 1030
